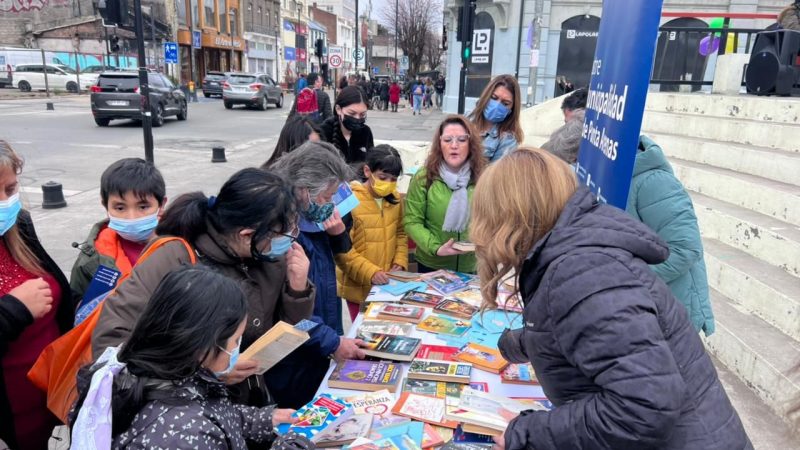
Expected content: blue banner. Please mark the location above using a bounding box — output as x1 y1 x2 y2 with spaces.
575 0 664 208
284 47 296 61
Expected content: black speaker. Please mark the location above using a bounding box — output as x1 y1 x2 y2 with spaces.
746 29 800 96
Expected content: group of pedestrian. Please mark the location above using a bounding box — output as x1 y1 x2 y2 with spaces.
0 68 757 450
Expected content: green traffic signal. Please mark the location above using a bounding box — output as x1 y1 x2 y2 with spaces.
463 47 471 59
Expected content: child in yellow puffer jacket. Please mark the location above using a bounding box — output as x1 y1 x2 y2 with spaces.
335 145 408 320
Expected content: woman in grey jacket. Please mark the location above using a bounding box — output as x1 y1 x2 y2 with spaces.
470 148 751 450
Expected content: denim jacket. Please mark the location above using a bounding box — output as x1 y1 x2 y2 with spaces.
481 124 518 162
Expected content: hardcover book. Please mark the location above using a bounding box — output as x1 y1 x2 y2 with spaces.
357 332 422 362
376 303 425 324
279 394 351 438
400 290 445 308
500 363 539 385
407 359 472 384
239 321 310 374
328 360 402 392
452 241 476 252
417 314 471 337
434 299 478 320
391 393 458 428
416 344 460 361
455 343 509 374
358 320 415 337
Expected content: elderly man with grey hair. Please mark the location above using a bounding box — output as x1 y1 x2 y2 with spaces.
267 141 368 407
542 109 585 164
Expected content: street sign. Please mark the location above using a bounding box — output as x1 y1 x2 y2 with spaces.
575 0 664 208
373 67 378 75
328 46 343 68
353 48 365 61
164 42 178 64
399 55 409 70
192 31 201 49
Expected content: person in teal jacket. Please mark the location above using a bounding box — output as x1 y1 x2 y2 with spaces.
404 115 488 273
625 135 715 336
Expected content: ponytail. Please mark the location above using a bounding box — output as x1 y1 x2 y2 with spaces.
155 192 210 244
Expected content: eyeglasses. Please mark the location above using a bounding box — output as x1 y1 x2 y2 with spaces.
440 135 470 144
271 225 299 242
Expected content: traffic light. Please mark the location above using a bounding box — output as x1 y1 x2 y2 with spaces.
110 35 120 53
459 0 476 63
98 0 129 26
442 24 448 51
315 39 324 58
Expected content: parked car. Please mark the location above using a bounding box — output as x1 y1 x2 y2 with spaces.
222 73 283 110
90 71 187 127
0 47 65 88
14 64 85 93
81 65 123 73
202 71 229 97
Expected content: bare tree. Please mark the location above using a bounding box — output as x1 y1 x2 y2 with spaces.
424 31 445 72
380 0 441 77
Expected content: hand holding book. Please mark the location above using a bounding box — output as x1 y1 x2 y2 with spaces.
437 239 467 257
218 358 259 385
335 337 368 361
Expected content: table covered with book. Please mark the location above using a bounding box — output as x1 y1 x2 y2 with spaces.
274 269 552 450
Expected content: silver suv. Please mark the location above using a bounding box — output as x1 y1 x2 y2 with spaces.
222 73 283 110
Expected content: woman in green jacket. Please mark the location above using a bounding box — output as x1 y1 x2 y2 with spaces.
404 115 488 273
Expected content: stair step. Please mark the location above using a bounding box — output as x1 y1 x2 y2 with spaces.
704 238 800 341
671 158 800 224
645 132 800 187
704 289 800 417
691 192 800 278
645 92 800 125
642 111 800 153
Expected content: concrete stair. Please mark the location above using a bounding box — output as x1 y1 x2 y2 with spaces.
641 93 800 422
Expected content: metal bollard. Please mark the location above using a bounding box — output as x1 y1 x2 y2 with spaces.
212 146 227 163
41 181 67 209
46 102 54 111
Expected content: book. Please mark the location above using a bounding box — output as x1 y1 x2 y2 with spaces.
346 390 403 427
422 423 445 448
455 343 509 374
279 394 351 438
440 441 493 450
423 270 468 295
345 421 425 450
317 182 360 229
74 265 121 326
451 289 483 308
357 332 422 362
496 291 523 313
402 379 488 402
434 299 478 319
358 320 414 336
387 271 422 282
452 241 476 252
408 359 472 384
313 413 374 447
400 290 444 308
417 314 471 337
328 360 402 392
365 303 382 319
381 281 429 297
500 363 539 385
417 344 460 361
512 397 553 411
452 426 495 444
445 388 528 432
376 303 425 324
391 392 458 428
240 321 310 374
369 421 425 446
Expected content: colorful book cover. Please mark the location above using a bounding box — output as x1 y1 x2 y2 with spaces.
312 413 374 446
358 320 414 336
417 344 460 361
328 360 401 390
378 304 424 320
408 359 472 381
346 390 406 427
512 397 554 411
317 182 360 229
422 423 445 448
357 332 421 358
440 442 493 450
423 270 468 295
402 380 488 410
434 299 478 319
280 394 351 438
391 393 456 428
451 289 483 308
417 314 471 337
500 363 539 385
455 343 509 373
400 290 444 307
345 421 424 450
452 426 495 444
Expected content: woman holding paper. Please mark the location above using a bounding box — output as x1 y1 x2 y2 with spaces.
403 115 487 273
470 148 751 450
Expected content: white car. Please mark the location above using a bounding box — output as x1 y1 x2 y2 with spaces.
14 64 88 93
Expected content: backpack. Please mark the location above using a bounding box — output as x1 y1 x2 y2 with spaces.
27 237 197 423
296 87 321 121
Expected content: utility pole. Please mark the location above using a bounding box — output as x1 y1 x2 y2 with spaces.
134 0 155 162
393 0 397 78
528 0 544 106
457 0 475 115
354 0 359 74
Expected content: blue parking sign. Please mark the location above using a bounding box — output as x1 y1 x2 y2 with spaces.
192 31 201 49
164 42 179 64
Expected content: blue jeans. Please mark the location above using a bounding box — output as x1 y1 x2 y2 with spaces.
413 95 423 113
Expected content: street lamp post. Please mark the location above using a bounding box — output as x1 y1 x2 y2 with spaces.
229 8 236 71
394 0 397 78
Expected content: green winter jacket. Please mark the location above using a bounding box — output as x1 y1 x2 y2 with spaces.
403 169 477 273
626 135 714 336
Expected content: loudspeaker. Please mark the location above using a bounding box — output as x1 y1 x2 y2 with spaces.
746 29 800 96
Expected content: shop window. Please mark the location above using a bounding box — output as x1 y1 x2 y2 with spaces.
230 8 238 35
192 0 200 28
177 0 187 26
204 0 215 28
219 0 228 33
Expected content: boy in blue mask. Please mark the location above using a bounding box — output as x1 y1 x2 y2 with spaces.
69 158 166 299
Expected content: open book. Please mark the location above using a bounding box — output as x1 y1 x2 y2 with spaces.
240 320 313 374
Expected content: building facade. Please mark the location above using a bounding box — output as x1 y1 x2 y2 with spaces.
242 0 280 78
176 0 245 83
279 0 310 86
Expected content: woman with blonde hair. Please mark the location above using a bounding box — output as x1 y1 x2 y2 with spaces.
0 141 76 449
468 74 524 162
471 148 751 450
404 115 487 273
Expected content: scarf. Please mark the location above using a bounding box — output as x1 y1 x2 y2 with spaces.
71 346 127 450
439 162 471 233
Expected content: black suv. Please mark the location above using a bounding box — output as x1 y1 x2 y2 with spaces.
90 72 187 127
202 71 228 97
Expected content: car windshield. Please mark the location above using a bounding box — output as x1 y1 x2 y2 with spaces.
57 65 77 74
228 75 256 84
98 75 139 91
206 73 226 81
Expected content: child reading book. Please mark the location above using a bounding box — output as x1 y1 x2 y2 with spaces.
336 145 409 320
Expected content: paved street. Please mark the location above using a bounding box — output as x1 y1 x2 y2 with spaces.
0 90 444 272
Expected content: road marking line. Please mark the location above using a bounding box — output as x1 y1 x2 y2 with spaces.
20 186 82 196
68 143 120 149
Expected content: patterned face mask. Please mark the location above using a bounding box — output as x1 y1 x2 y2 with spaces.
302 191 335 223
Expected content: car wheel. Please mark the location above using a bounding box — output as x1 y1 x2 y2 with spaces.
259 95 268 111
203 92 211 98
177 101 188 120
18 81 31 92
224 101 233 109
276 94 283 108
66 81 79 93
152 104 164 127
94 117 110 127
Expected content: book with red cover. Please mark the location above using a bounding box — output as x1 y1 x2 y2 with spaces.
417 344 460 361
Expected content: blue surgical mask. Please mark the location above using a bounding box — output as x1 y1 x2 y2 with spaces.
108 211 159 243
483 99 511 123
251 233 296 262
302 192 335 223
0 193 22 236
214 337 241 379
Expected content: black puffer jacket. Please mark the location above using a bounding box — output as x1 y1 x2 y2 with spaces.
499 188 751 450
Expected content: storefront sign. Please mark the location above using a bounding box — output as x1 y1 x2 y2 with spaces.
285 47 296 60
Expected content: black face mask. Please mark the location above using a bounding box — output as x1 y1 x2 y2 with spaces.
341 114 366 132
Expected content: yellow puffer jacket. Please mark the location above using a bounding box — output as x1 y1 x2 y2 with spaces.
335 181 409 303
